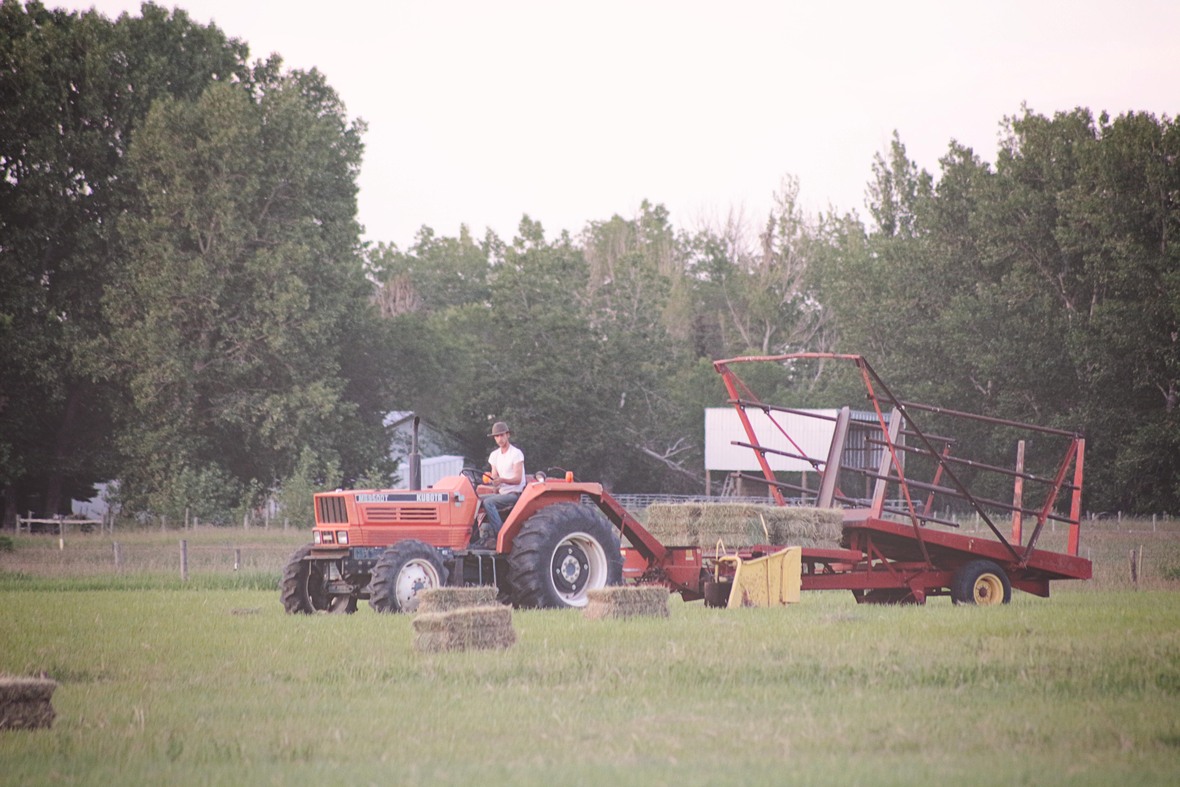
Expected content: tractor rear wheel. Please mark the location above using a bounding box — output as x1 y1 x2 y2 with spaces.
281 545 332 614
507 503 623 609
951 560 1012 606
368 540 449 613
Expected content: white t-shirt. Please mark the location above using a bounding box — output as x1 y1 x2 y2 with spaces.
488 445 526 494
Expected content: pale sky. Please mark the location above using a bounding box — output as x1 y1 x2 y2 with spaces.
61 0 1180 248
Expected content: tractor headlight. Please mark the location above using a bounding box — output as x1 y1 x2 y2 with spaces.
336 530 349 545
313 530 322 545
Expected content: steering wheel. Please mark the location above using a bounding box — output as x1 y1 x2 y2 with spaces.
460 467 486 493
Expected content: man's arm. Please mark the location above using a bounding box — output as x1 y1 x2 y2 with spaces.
499 459 523 487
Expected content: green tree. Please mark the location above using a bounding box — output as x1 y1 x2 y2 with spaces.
579 204 704 489
368 225 492 317
0 1 249 524
812 110 1180 512
104 64 377 517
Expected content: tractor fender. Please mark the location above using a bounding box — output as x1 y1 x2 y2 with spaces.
495 480 604 552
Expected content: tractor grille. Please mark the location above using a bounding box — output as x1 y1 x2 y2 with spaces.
317 496 349 524
363 505 439 523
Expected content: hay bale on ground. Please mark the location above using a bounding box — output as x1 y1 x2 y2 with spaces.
0 676 57 730
584 586 670 620
413 605 516 653
415 586 500 614
643 503 843 548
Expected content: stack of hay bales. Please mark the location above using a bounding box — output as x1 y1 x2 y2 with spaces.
0 676 57 730
584 586 669 620
412 587 515 653
643 503 843 549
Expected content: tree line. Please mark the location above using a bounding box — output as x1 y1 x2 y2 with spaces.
2 1 1177 527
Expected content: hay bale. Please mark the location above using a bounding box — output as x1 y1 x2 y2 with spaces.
415 586 500 614
584 586 670 620
413 605 516 653
643 503 843 548
0 676 57 730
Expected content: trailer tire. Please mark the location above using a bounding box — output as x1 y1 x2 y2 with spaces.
281 545 331 614
507 503 623 609
369 540 449 614
951 560 1012 606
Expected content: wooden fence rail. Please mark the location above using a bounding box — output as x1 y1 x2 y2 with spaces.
15 518 104 536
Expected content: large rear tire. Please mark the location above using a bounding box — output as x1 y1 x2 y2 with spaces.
368 540 449 614
507 503 623 609
951 559 1012 606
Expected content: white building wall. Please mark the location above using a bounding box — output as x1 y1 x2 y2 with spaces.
704 408 838 472
420 455 465 488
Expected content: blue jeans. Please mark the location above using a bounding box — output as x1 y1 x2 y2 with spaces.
481 492 520 533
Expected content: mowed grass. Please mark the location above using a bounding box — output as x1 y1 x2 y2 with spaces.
0 518 1178 785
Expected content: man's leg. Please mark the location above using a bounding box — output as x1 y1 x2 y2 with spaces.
480 492 519 543
482 496 504 533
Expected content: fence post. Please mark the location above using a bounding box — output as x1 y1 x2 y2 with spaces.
1129 548 1138 584
113 541 122 571
180 539 188 582
234 548 241 572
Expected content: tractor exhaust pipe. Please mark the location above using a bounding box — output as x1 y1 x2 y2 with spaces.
409 416 422 490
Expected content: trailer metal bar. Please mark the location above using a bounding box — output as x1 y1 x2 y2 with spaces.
864 437 1079 489
894 399 1082 439
878 506 964 529
727 399 842 423
729 471 819 500
846 466 1081 527
730 440 828 468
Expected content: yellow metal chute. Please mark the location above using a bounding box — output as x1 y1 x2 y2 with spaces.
715 546 802 608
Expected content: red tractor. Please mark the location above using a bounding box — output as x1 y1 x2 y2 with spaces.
280 465 635 613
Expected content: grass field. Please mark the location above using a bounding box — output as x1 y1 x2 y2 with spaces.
1 518 1178 785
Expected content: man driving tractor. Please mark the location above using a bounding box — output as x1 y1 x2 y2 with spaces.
474 421 525 548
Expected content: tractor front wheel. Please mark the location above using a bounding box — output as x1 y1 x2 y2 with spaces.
507 503 622 609
951 560 1012 606
368 540 449 613
281 545 331 614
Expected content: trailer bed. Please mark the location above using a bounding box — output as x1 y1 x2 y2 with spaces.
797 511 1090 602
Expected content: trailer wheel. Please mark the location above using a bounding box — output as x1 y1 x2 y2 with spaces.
507 503 623 609
280 544 331 614
951 560 1012 606
368 540 449 613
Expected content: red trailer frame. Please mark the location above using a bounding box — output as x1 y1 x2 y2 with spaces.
707 353 1091 604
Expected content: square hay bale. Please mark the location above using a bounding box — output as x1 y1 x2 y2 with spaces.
0 676 57 730
413 605 516 653
584 586 670 620
415 586 501 614
643 503 843 548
